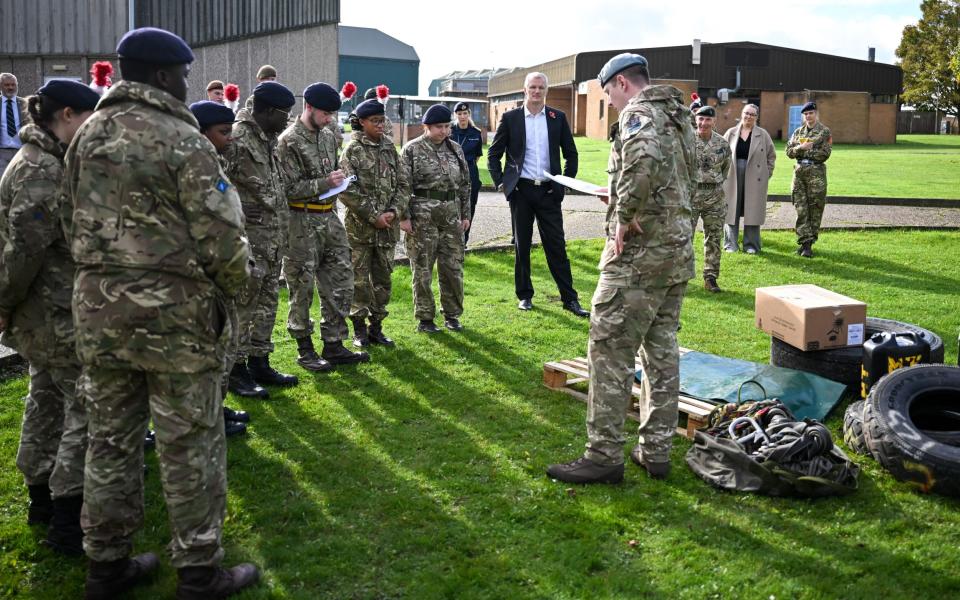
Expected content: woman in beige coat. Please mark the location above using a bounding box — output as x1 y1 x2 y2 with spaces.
722 104 776 253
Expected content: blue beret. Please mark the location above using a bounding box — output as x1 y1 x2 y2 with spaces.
801 101 817 113
38 79 100 112
453 102 469 113
116 27 194 65
253 82 295 109
422 104 452 125
695 105 716 118
303 82 341 112
189 101 236 130
598 53 648 86
355 99 384 118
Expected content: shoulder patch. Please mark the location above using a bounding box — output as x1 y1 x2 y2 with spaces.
216 178 229 193
622 113 651 138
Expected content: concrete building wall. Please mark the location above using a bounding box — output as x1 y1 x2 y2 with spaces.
190 24 338 108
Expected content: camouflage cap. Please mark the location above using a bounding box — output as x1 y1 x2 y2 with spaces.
598 53 648 86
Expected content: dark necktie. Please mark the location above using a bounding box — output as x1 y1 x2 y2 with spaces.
5 98 16 137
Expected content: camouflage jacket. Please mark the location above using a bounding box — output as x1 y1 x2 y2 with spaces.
695 130 732 185
225 108 288 252
339 131 409 246
602 85 696 287
401 134 470 220
276 119 338 203
786 121 832 164
62 81 251 373
0 124 76 365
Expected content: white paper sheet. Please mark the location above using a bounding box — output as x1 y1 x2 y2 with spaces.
318 175 357 201
542 171 605 195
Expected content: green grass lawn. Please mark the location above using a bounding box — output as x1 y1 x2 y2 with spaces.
2 230 959 598
477 134 960 199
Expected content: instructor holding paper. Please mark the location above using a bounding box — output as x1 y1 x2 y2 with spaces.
487 72 587 317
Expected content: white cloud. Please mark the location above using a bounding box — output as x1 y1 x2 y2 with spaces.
341 0 920 93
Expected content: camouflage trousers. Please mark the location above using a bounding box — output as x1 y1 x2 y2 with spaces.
349 242 395 323
405 200 464 321
690 187 726 279
80 366 226 567
792 164 827 245
235 227 281 360
283 211 354 343
16 362 86 498
584 280 688 465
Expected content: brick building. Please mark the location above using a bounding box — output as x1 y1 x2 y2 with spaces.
488 41 903 144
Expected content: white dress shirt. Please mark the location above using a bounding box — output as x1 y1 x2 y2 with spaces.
520 104 549 181
1 96 23 149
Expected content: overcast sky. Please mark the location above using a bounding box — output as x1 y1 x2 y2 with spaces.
341 0 921 94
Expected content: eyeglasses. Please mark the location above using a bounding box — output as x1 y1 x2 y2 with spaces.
743 112 758 117
365 118 386 126
270 106 291 117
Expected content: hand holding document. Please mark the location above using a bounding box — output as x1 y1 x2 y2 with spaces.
542 171 605 196
318 175 357 201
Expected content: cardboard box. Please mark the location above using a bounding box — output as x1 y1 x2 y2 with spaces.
755 285 867 351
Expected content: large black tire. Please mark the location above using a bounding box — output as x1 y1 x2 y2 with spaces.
863 364 960 497
842 400 870 455
770 317 945 391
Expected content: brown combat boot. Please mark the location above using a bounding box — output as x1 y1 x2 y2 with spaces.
630 445 671 479
175 563 260 600
704 276 721 293
85 552 159 600
545 457 624 484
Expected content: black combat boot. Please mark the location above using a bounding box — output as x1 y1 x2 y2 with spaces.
85 552 159 600
630 445 671 480
417 320 441 334
352 317 369 348
223 406 249 423
295 337 334 372
27 483 54 525
368 320 395 347
176 563 260 600
224 421 248 438
143 429 156 451
247 355 298 387
443 317 464 332
42 494 84 556
228 362 269 398
322 341 370 365
800 242 814 258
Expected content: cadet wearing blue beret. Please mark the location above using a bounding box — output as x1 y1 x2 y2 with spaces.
355 99 384 118
597 53 649 87
116 27 195 65
801 101 817 113
253 82 295 110
421 104 451 125
189 100 236 131
38 79 101 112
303 83 341 112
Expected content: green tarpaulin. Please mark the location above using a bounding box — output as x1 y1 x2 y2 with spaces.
636 351 848 421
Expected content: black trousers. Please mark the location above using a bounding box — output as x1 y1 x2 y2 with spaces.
510 181 577 303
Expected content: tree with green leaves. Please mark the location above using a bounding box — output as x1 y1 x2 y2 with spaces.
896 0 960 126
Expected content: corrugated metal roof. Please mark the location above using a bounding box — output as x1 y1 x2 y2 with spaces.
338 26 418 62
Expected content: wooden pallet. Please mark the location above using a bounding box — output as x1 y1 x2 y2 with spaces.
543 350 716 439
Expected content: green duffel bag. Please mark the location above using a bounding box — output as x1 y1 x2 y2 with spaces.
685 391 860 497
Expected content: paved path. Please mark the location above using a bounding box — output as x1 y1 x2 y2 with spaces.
458 192 960 251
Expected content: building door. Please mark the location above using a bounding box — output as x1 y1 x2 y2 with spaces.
788 105 803 137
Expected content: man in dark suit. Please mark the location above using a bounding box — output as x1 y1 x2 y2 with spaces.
0 73 28 175
487 72 588 317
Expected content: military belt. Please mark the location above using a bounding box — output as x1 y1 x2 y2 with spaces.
697 182 720 189
288 201 335 213
413 188 457 201
797 159 823 166
518 177 545 187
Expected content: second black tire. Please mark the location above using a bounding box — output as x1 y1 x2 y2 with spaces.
770 317 944 391
863 364 960 497
842 400 869 455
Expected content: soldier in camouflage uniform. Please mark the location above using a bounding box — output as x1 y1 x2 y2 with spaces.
785 101 832 258
691 105 731 293
0 80 98 555
61 28 258 598
401 104 471 333
224 82 299 396
277 82 368 368
339 99 408 346
547 53 696 484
